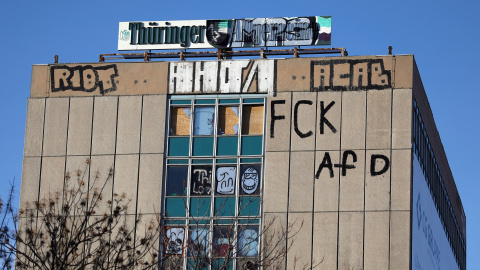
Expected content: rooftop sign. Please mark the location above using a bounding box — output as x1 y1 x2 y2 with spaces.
118 16 331 51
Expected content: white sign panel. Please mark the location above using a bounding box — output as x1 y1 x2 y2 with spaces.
118 16 331 51
412 154 459 270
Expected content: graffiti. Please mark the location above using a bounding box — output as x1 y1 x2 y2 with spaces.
315 151 390 178
166 227 185 255
191 166 212 195
216 167 236 195
416 193 441 267
310 59 391 91
206 16 331 48
51 65 118 95
270 99 337 138
168 60 275 95
241 167 259 195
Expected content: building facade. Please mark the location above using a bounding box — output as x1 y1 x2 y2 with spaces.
21 54 466 269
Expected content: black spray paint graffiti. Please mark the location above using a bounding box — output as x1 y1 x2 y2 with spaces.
270 99 336 139
310 59 391 91
51 65 119 95
315 151 390 178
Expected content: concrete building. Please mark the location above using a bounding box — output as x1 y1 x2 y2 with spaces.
22 54 466 269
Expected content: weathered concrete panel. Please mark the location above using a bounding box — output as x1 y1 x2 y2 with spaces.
141 95 167 154
113 154 139 215
314 151 340 212
341 91 366 150
137 154 163 215
288 151 315 212
391 149 412 211
116 96 142 154
91 96 118 155
365 149 391 211
366 89 392 149
339 150 365 211
316 92 341 151
89 155 114 215
313 212 338 270
390 211 411 270
19 157 41 210
364 211 389 269
290 92 317 151
338 212 363 270
266 92 291 152
43 98 69 156
39 156 65 199
263 213 287 269
392 88 412 149
67 97 93 156
264 151 289 213
287 212 312 270
24 98 45 157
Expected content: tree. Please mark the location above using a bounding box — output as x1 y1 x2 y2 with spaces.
159 193 317 270
0 159 160 269
0 180 16 269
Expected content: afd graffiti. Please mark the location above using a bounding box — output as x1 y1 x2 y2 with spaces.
168 60 275 95
270 99 390 177
51 65 119 95
310 59 391 91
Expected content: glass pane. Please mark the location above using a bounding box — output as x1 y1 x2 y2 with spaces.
217 136 238 156
187 259 209 270
189 197 211 217
218 106 239 135
213 226 234 257
165 198 187 217
192 137 214 156
168 137 190 156
170 107 191 135
241 136 263 156
242 105 264 135
212 259 233 270
240 165 261 195
239 196 260 216
215 167 237 195
188 227 210 257
166 166 188 196
237 226 259 256
214 197 236 217
165 227 185 255
190 165 213 196
194 106 215 135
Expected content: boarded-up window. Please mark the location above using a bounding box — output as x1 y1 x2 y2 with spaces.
242 105 264 135
170 107 191 136
218 106 239 135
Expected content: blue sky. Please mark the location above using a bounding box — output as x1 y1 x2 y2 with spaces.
0 0 478 268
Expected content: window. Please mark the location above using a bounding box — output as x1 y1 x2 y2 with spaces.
163 96 266 269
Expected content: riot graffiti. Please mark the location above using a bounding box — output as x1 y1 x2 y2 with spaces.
51 65 118 95
168 60 275 95
310 59 391 91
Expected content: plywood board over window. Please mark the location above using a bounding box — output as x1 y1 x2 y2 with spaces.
218 106 239 135
170 107 191 135
242 105 264 135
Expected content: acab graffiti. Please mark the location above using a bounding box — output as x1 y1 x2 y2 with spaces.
51 65 119 95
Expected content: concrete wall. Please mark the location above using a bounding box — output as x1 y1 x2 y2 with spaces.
22 55 424 269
